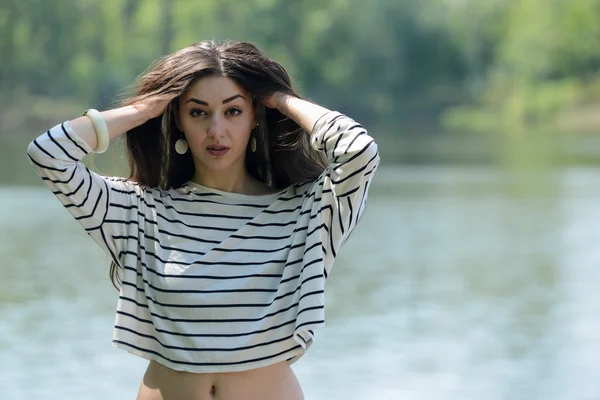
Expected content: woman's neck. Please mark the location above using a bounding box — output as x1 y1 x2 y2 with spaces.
191 167 269 195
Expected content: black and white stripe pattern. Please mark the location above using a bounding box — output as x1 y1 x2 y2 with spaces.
26 111 380 373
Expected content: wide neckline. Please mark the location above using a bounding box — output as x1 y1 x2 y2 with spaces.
184 180 289 201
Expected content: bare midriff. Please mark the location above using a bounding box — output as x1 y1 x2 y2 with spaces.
136 360 305 400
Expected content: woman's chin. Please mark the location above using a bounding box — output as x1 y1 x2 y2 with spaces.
197 154 244 173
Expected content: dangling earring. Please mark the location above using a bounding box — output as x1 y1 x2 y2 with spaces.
175 128 189 155
250 122 258 153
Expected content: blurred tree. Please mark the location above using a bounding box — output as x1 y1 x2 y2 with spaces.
441 0 600 133
0 0 599 135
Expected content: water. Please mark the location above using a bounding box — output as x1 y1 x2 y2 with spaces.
1 165 599 400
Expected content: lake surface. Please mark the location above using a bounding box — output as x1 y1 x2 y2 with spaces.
1 165 599 400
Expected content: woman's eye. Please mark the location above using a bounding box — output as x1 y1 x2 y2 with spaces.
226 108 241 116
190 109 206 117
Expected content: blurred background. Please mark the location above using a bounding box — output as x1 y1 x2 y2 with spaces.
1 0 600 399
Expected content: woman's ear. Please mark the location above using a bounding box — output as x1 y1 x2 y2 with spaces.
254 101 265 129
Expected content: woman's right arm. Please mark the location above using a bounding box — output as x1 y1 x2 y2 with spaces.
67 105 149 151
68 97 171 150
25 101 165 266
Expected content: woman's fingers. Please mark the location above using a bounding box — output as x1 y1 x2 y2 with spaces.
262 92 282 109
132 96 174 120
262 92 290 112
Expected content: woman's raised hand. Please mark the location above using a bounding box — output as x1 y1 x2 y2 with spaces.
262 92 291 112
68 94 179 151
261 93 331 134
132 95 176 121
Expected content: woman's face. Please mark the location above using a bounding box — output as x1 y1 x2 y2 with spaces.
177 75 256 174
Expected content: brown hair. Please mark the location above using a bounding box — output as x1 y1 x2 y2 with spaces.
109 40 327 288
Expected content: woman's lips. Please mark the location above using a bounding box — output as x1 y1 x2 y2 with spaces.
206 146 230 156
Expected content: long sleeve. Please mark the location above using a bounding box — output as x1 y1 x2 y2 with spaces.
26 121 140 266
310 112 380 278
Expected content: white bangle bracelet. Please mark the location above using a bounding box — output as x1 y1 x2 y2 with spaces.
83 108 110 153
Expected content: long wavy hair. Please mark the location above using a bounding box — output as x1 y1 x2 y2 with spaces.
108 40 327 288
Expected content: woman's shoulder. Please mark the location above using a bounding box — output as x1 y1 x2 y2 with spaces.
102 176 175 200
277 178 324 201
103 176 144 194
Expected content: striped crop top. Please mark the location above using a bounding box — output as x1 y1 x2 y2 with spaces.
26 111 380 373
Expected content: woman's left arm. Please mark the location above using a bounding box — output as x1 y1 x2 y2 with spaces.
268 94 381 275
265 93 331 133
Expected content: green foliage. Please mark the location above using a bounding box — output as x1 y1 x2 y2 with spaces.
440 0 600 133
0 0 599 135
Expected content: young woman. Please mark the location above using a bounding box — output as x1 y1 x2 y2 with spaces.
27 40 380 400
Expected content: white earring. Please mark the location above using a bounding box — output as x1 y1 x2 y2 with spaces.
175 138 189 154
250 122 258 153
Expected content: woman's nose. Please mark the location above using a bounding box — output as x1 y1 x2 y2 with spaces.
207 116 225 139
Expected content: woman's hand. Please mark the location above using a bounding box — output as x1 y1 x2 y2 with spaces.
131 95 176 121
262 94 331 134
262 92 291 114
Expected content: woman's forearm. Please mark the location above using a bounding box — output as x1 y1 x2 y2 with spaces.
276 95 331 134
68 105 149 151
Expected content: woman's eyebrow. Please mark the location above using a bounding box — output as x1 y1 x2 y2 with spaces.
185 98 209 106
222 94 245 104
185 94 246 106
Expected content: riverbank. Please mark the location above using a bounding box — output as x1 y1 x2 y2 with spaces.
3 97 600 186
